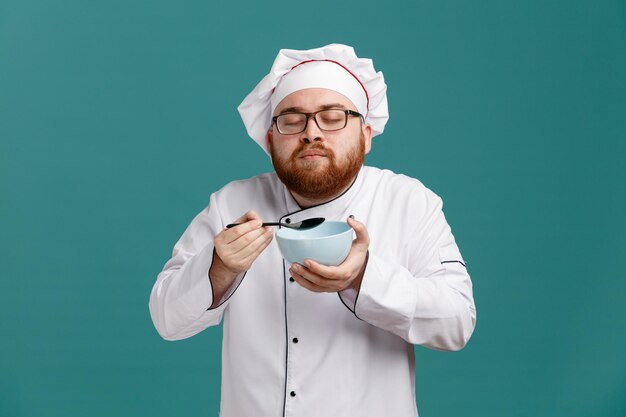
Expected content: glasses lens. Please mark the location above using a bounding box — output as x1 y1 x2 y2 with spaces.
277 113 307 134
316 110 347 131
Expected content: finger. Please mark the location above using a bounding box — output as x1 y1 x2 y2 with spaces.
347 216 370 248
303 229 367 279
218 229 273 273
292 263 341 289
302 259 344 280
225 210 263 232
290 267 329 293
230 231 274 272
242 210 262 222
221 218 264 244
232 210 261 224
227 225 269 253
216 225 265 261
235 227 274 260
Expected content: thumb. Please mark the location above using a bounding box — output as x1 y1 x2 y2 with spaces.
347 216 370 248
245 210 262 221
234 210 261 224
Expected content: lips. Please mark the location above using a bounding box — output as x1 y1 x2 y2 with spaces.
300 152 326 159
298 149 327 159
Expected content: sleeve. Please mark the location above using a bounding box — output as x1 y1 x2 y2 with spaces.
339 191 476 351
148 192 245 341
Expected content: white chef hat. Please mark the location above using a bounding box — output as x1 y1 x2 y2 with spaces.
238 43 389 155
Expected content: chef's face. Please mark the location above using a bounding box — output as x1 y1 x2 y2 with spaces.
267 88 372 200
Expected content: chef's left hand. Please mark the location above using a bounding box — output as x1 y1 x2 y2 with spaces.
289 216 369 293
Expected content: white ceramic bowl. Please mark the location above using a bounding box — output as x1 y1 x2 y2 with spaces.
276 221 353 266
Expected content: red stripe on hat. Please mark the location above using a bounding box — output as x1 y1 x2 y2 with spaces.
282 59 370 114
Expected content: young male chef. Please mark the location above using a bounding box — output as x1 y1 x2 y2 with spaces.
149 43 476 417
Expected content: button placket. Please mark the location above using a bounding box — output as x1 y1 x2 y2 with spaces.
281 210 326 413
284 259 302 413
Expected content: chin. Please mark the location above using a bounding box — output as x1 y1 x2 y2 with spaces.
297 158 328 169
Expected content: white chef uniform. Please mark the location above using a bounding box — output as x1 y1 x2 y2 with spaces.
149 165 476 417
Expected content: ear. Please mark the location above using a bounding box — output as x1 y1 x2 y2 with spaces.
362 123 373 154
266 129 273 149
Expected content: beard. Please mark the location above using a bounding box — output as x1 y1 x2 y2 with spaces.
271 135 366 201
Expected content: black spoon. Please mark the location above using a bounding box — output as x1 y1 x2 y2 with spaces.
226 217 325 230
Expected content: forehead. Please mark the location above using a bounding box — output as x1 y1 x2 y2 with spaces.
274 88 357 114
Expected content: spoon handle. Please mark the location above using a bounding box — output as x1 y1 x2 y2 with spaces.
226 222 282 229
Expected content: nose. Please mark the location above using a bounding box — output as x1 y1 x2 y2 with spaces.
300 115 324 144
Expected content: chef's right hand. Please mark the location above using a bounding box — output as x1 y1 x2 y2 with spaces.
213 210 274 274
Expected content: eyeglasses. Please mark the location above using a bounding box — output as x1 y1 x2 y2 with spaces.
272 109 363 135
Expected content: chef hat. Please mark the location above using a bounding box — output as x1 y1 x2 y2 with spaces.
238 43 389 155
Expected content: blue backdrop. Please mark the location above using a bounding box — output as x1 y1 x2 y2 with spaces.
1 0 625 416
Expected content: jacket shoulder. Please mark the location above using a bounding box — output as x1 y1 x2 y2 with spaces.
208 172 282 220
362 166 440 201
213 172 279 197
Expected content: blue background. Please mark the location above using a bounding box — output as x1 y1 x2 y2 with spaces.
1 0 625 416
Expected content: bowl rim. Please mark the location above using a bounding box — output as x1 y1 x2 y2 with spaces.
275 221 353 242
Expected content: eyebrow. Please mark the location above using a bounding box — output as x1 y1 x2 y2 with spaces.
278 103 349 115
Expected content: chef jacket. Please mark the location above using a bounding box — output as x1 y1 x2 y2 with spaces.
149 165 476 417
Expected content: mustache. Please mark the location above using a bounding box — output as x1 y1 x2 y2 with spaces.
297 143 326 151
292 143 332 157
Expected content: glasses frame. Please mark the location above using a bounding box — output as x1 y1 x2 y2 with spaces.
272 109 363 135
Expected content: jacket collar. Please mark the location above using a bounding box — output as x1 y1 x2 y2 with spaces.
279 166 365 224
